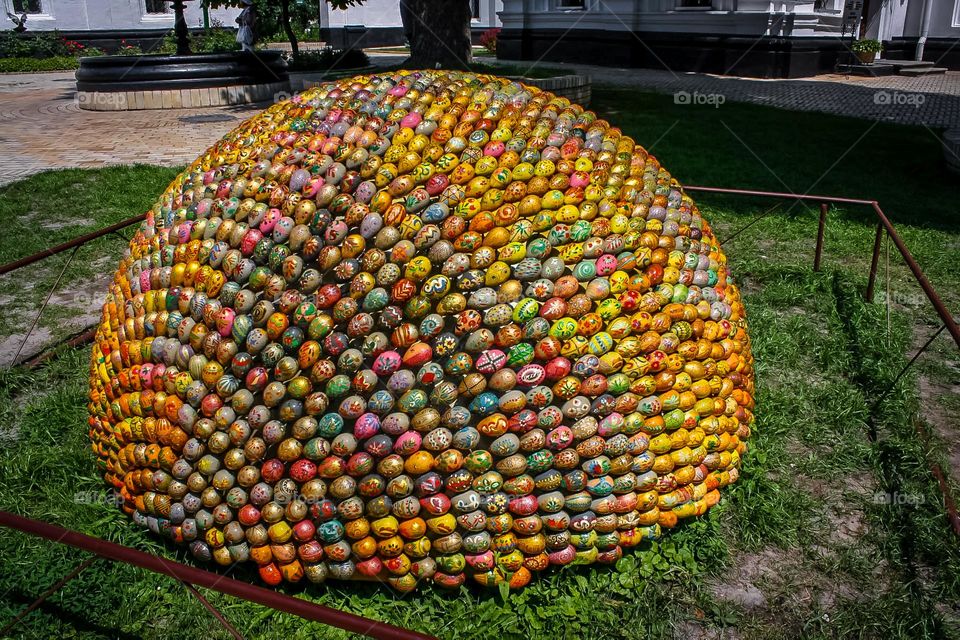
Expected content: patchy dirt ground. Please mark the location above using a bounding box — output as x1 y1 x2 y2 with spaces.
913 323 960 478
705 465 882 635
0 255 113 366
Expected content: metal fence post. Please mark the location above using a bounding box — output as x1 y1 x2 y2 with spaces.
814 202 828 272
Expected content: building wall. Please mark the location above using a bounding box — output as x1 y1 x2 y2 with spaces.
869 0 960 67
3 0 240 32
319 0 502 30
319 0 502 48
319 0 403 29
496 0 859 77
871 0 960 39
498 0 834 36
501 0 958 39
475 0 503 28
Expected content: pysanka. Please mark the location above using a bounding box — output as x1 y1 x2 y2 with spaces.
87 70 755 592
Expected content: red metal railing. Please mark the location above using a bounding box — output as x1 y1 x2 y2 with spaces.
0 185 958 638
682 185 960 349
0 510 436 640
0 213 146 277
683 185 960 536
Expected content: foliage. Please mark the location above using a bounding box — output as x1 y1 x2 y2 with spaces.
194 27 241 52
0 30 110 60
0 30 70 58
113 39 143 56
851 38 883 53
0 31 142 59
198 0 372 59
0 55 78 71
480 27 500 54
61 38 85 55
156 28 240 54
55 37 104 57
283 46 369 71
201 0 327 45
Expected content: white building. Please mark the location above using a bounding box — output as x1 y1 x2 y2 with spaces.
3 0 239 33
319 0 502 48
868 0 960 65
497 0 960 77
3 0 504 50
7 0 953 75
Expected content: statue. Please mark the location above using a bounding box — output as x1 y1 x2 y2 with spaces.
7 11 27 33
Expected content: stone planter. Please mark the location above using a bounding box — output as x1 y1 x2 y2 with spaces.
855 51 876 65
75 51 290 110
507 74 591 105
287 65 378 92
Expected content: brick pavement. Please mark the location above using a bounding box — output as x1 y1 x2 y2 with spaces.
0 72 264 186
488 58 960 128
368 52 960 126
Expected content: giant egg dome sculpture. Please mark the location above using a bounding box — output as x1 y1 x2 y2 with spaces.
88 70 755 592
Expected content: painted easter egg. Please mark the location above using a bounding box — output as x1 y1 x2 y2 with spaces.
88 70 754 595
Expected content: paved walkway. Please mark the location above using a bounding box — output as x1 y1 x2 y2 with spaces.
500 58 960 128
1 62 959 188
0 72 263 186
369 53 960 127
589 65 960 127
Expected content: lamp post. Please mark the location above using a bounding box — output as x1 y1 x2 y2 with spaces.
171 0 191 54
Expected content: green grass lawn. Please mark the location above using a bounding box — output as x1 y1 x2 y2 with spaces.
0 87 958 640
0 166 180 361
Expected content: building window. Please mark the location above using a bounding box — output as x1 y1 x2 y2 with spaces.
144 0 170 14
556 0 585 9
471 0 481 19
675 0 712 7
12 0 42 13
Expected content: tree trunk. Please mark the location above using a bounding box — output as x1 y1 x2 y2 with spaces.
401 0 472 69
280 0 299 60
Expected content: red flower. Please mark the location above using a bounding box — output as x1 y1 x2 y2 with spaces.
479 28 500 53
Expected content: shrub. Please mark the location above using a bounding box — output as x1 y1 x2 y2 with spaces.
114 39 143 56
851 38 883 53
156 28 239 54
0 56 79 72
294 22 321 42
62 39 104 57
284 47 370 72
479 27 500 54
0 31 70 58
198 27 240 52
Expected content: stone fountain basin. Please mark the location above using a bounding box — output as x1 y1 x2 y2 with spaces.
75 51 290 111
